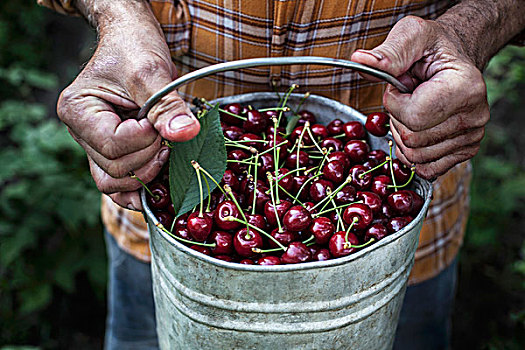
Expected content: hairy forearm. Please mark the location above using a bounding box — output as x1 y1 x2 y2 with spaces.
437 0 525 69
72 0 161 37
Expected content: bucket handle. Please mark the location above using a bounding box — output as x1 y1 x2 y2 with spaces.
136 56 410 120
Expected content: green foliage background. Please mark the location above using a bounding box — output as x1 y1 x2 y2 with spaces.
0 1 523 349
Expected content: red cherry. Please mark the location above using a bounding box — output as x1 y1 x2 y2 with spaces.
309 217 335 245
365 112 390 137
248 187 270 213
257 256 281 265
233 228 263 257
370 175 393 198
309 179 335 202
245 213 267 231
342 121 366 140
281 242 312 264
342 203 373 231
209 231 234 255
386 216 412 233
364 223 388 242
344 140 370 163
269 228 299 248
289 126 313 145
147 182 171 209
285 151 310 168
327 119 344 136
175 226 192 241
223 125 244 140
227 149 250 174
220 103 244 126
322 160 345 184
313 248 332 261
257 153 275 177
156 211 174 229
334 185 357 204
243 110 268 133
221 169 240 192
329 231 359 258
349 165 372 190
187 212 213 242
386 190 414 216
190 245 211 256
382 159 411 183
310 124 329 141
367 149 388 164
320 137 344 152
283 205 312 232
214 255 235 262
356 191 382 215
239 259 255 265
264 200 292 227
214 200 242 230
327 151 351 171
296 110 317 126
238 133 264 150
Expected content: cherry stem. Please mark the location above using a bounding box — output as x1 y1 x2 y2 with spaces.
306 127 324 154
130 174 159 200
315 148 331 176
266 172 283 231
161 140 174 148
292 91 310 115
156 223 216 248
226 159 259 165
259 106 290 112
344 238 376 250
302 235 315 244
278 84 297 126
224 185 249 232
271 117 280 204
388 140 398 189
289 121 309 155
313 200 363 217
252 247 284 254
332 133 346 139
224 137 268 144
196 165 227 197
387 166 416 189
358 158 390 178
226 216 286 250
344 217 359 244
312 176 352 211
225 142 257 153
201 98 247 120
192 160 205 216
251 154 259 215
331 198 345 232
203 175 211 212
277 183 304 206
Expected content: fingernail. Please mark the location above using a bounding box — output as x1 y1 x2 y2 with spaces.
169 114 196 131
127 203 137 211
356 49 384 61
158 147 170 162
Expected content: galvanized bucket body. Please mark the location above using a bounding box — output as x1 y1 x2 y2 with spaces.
143 93 433 350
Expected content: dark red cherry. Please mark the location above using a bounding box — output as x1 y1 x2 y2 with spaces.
296 110 317 126
257 153 275 177
221 169 240 192
313 248 332 261
381 202 396 219
227 149 250 174
349 165 372 190
365 112 390 137
302 202 317 215
383 159 411 183
322 161 345 184
356 191 382 215
190 245 211 256
334 185 357 204
342 121 366 140
285 151 310 169
342 203 373 231
146 182 170 209
367 149 388 164
238 133 264 151
371 175 393 198
344 140 370 163
320 137 343 152
309 217 335 245
386 216 412 234
187 212 213 242
281 242 312 264
289 126 313 145
293 175 309 200
245 213 267 231
234 228 263 257
257 256 281 265
264 134 288 160
310 124 329 141
327 119 344 136
240 259 255 265
309 179 335 202
387 190 414 216
248 187 270 213
266 124 286 136
272 168 294 194
156 211 174 229
283 205 312 232
329 231 360 258
223 125 244 140
364 223 388 242
327 151 351 171
220 103 244 126
175 226 192 241
209 231 234 255
214 200 242 230
407 190 424 217
264 200 292 227
269 228 299 248
243 110 268 133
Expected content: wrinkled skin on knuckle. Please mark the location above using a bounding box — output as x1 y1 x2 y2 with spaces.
149 95 189 126
126 56 172 93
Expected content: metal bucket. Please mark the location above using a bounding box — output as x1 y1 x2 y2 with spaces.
142 89 432 349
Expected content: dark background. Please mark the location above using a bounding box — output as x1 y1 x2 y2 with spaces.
1 1 524 349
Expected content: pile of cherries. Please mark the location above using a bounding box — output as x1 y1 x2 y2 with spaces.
146 101 423 265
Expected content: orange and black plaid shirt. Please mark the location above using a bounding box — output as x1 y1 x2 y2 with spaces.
39 0 469 284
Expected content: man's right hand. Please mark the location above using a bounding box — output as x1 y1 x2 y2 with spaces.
57 0 200 210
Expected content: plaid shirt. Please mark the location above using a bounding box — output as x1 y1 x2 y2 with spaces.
40 0 470 284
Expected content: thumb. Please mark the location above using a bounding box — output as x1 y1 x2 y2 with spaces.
351 16 434 79
130 61 200 143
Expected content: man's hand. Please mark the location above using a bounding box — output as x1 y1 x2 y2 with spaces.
351 1 524 180
351 16 489 180
57 1 200 210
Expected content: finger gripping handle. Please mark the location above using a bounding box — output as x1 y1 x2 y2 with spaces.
137 56 410 120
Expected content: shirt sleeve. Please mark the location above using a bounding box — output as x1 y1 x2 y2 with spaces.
36 0 79 16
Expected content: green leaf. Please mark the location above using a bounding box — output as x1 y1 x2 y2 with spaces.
18 283 51 314
285 114 300 135
169 105 227 218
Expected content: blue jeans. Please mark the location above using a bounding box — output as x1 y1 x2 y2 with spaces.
104 231 457 350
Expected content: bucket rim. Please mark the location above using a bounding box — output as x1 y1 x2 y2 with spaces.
141 92 433 272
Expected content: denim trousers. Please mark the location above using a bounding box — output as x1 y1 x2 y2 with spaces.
104 231 457 350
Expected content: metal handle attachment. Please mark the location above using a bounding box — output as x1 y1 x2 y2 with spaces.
137 56 410 120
